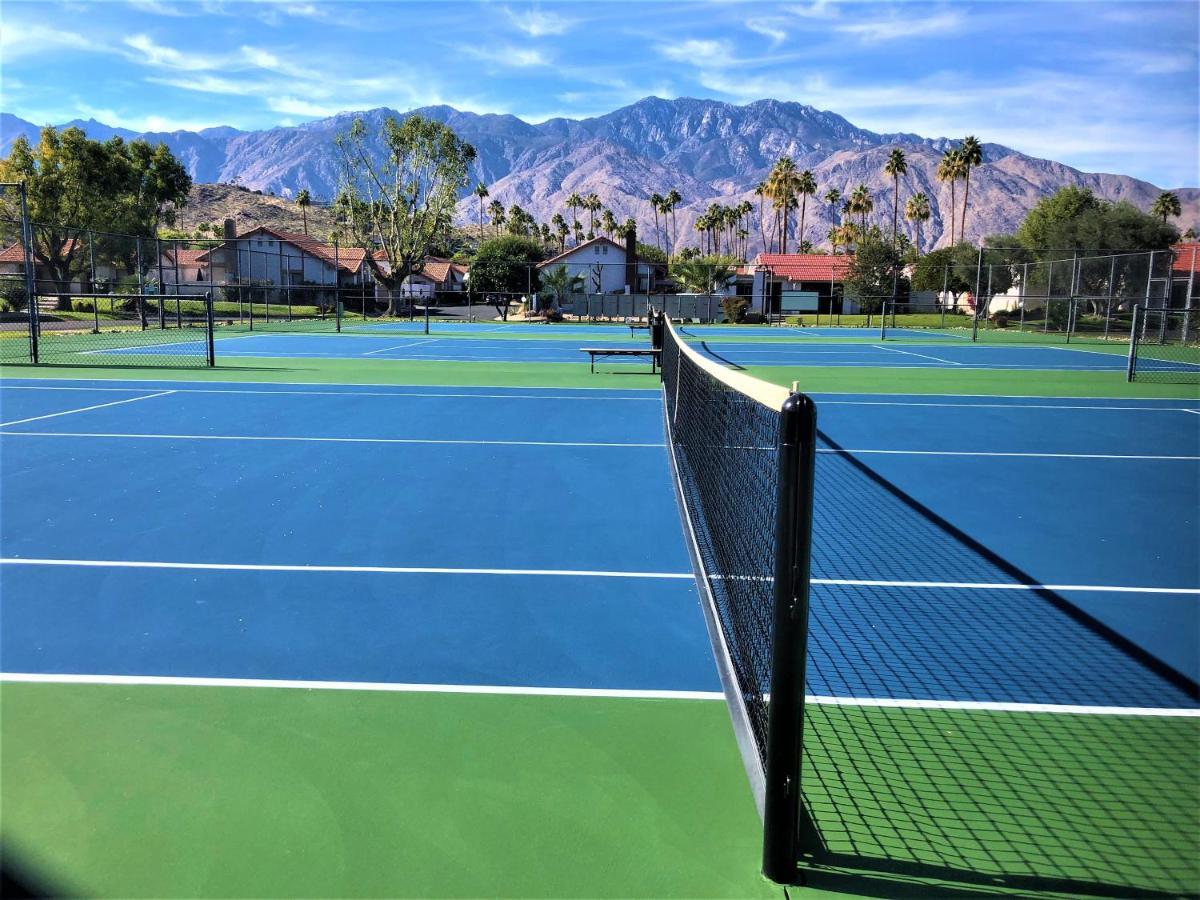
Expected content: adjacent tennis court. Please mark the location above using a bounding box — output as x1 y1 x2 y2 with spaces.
1 316 1197 897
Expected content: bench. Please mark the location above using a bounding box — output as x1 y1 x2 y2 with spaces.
628 323 650 337
580 347 662 374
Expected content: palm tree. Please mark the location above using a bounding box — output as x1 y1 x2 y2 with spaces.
600 208 618 240
796 170 817 254
823 188 842 250
670 256 737 294
905 192 932 253
649 192 664 251
487 199 505 237
664 189 682 256
754 182 770 254
619 217 637 242
849 184 873 232
584 193 602 235
540 264 583 310
572 219 584 246
296 189 311 235
565 192 583 243
1151 191 1182 224
551 213 567 252
936 149 960 245
884 148 907 244
958 135 983 242
767 156 801 253
473 183 489 237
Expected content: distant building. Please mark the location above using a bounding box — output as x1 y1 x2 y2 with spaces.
372 253 468 299
750 253 855 315
536 235 656 294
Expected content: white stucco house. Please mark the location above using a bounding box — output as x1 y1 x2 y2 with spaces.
536 236 656 295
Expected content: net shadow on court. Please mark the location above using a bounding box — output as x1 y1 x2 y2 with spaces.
796 433 1199 897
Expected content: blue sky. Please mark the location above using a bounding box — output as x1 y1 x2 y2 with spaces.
1 0 1197 186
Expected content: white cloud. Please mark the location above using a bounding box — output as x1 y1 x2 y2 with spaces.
746 18 788 46
503 6 571 37
146 74 259 96
660 39 732 67
123 34 218 70
784 1 838 19
267 96 342 118
126 0 192 16
836 11 966 44
0 22 97 61
460 45 550 67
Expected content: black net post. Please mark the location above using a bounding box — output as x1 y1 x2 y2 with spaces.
762 392 817 884
1126 304 1140 382
205 290 216 367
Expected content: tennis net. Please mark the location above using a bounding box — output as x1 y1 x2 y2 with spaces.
657 312 817 884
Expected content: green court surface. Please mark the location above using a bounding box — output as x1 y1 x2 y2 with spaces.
2 322 1197 899
0 683 776 899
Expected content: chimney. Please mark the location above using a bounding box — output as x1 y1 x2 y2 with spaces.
624 224 637 294
222 218 240 280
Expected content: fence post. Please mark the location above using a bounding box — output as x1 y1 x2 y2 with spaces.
879 299 887 341
1126 304 1140 382
1182 246 1196 343
19 184 39 363
157 237 166 329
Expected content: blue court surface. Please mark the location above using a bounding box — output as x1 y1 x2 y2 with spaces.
111 331 1146 371
1 378 1195 699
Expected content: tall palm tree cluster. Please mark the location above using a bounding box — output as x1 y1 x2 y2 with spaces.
692 200 754 257
474 187 649 255
934 136 983 246
460 135 996 261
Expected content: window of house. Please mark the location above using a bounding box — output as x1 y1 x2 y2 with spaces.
602 245 608 255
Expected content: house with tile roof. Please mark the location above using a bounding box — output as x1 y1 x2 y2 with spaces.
370 252 468 299
1170 243 1199 308
750 252 856 316
0 238 116 295
203 226 372 289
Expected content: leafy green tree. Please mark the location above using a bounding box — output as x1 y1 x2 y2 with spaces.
296 189 311 234
843 226 905 312
0 126 191 308
470 234 545 319
910 241 1013 311
1017 186 1179 252
334 113 476 316
637 242 667 265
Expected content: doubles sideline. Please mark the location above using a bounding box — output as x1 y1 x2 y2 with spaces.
1 672 1195 716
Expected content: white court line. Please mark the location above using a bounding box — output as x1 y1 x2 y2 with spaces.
0 557 694 579
817 400 1196 412
1184 409 1200 416
0 376 660 394
362 338 442 356
81 337 211 355
821 448 1199 461
0 390 175 428
0 673 1193 716
0 431 665 449
804 695 1199 717
5 557 1192 595
0 384 658 401
874 344 962 365
813 577 1200 595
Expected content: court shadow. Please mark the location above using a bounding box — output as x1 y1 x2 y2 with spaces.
789 431 1200 897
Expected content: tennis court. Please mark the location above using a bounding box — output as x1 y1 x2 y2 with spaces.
1 316 1197 897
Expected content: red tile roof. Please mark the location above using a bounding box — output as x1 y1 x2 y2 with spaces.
1172 243 1200 275
753 253 854 282
370 252 466 284
0 238 85 264
164 248 210 266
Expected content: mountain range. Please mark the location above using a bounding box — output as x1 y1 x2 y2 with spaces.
2 98 1197 253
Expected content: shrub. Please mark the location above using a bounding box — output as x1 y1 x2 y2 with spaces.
991 312 1009 328
0 281 28 312
72 299 96 313
721 296 750 323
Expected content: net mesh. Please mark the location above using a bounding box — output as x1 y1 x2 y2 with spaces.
1130 308 1200 383
661 316 785 767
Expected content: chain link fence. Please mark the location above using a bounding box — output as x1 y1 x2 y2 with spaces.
1127 306 1200 383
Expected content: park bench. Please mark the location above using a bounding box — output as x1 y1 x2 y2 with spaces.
579 347 662 374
